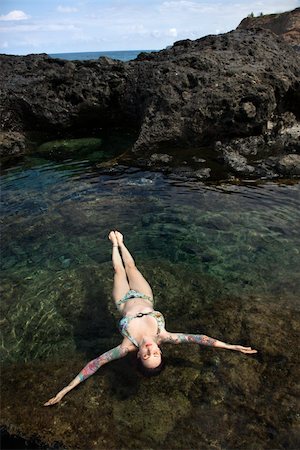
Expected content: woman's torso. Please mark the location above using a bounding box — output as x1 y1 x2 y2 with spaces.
119 297 165 347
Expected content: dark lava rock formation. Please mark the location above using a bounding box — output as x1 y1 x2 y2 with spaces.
0 8 300 179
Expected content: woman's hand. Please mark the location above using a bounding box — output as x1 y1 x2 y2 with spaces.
231 345 257 354
44 391 65 406
43 376 82 406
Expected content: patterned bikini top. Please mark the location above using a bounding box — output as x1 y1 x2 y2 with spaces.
119 310 165 348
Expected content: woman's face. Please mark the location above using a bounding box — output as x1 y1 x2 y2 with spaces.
138 342 162 368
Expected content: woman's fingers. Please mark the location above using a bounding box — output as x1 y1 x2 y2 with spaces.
44 399 54 406
236 346 257 354
44 396 60 406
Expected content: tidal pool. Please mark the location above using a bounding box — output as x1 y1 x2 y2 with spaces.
1 144 300 449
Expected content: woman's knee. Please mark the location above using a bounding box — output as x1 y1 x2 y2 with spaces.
125 261 136 270
114 264 126 274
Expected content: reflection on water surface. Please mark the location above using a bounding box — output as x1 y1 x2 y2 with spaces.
1 152 300 449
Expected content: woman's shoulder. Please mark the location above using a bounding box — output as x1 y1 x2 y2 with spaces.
157 328 169 343
153 310 166 325
120 337 136 352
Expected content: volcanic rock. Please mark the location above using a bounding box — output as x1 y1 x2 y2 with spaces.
0 9 300 179
0 131 26 157
222 149 255 176
276 153 300 175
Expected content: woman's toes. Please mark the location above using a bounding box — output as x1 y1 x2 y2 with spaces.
108 231 118 246
115 230 124 244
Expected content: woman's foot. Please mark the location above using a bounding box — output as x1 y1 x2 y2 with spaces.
115 230 124 246
108 231 118 247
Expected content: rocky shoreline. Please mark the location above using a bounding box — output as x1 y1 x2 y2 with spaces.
1 9 299 181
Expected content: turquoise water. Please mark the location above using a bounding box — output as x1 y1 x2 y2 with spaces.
1 138 300 449
49 49 155 61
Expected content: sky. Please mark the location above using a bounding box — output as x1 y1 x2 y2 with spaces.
0 0 299 55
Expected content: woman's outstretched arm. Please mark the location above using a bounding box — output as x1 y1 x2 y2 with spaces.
162 332 257 354
44 345 129 406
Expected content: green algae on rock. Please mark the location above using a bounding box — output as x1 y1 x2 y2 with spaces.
36 138 103 161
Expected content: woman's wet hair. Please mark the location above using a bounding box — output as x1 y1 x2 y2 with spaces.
136 355 165 377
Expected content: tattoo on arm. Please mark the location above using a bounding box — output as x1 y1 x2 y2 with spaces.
164 333 217 347
78 345 128 382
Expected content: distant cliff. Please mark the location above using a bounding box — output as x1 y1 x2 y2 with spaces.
238 7 300 50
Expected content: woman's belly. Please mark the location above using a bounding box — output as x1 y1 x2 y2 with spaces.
122 298 153 316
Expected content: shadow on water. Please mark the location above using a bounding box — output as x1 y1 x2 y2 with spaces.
54 270 116 356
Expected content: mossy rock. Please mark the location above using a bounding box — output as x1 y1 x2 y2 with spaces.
36 137 103 161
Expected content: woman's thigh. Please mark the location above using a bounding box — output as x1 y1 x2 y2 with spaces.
126 266 153 298
112 271 130 310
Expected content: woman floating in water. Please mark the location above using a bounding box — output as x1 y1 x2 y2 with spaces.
45 230 257 406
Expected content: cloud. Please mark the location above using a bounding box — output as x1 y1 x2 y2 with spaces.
57 6 78 13
167 27 178 37
151 30 161 38
19 37 40 48
130 24 148 34
0 41 8 48
47 23 79 31
0 10 30 21
161 0 194 8
0 23 80 32
160 1 215 13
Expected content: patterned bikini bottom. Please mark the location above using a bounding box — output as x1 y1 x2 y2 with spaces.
116 289 153 311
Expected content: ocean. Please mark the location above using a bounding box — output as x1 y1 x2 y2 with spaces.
49 49 155 61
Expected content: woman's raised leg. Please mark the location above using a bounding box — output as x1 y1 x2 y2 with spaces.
115 231 153 298
109 231 129 307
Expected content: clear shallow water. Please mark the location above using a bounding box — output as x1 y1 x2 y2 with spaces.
2 157 299 304
1 146 300 449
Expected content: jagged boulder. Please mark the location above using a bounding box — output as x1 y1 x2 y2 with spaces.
0 10 299 179
130 28 299 155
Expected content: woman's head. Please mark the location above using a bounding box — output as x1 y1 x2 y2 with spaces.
136 340 165 376
136 355 165 377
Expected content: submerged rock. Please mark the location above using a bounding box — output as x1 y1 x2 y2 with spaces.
1 283 299 449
